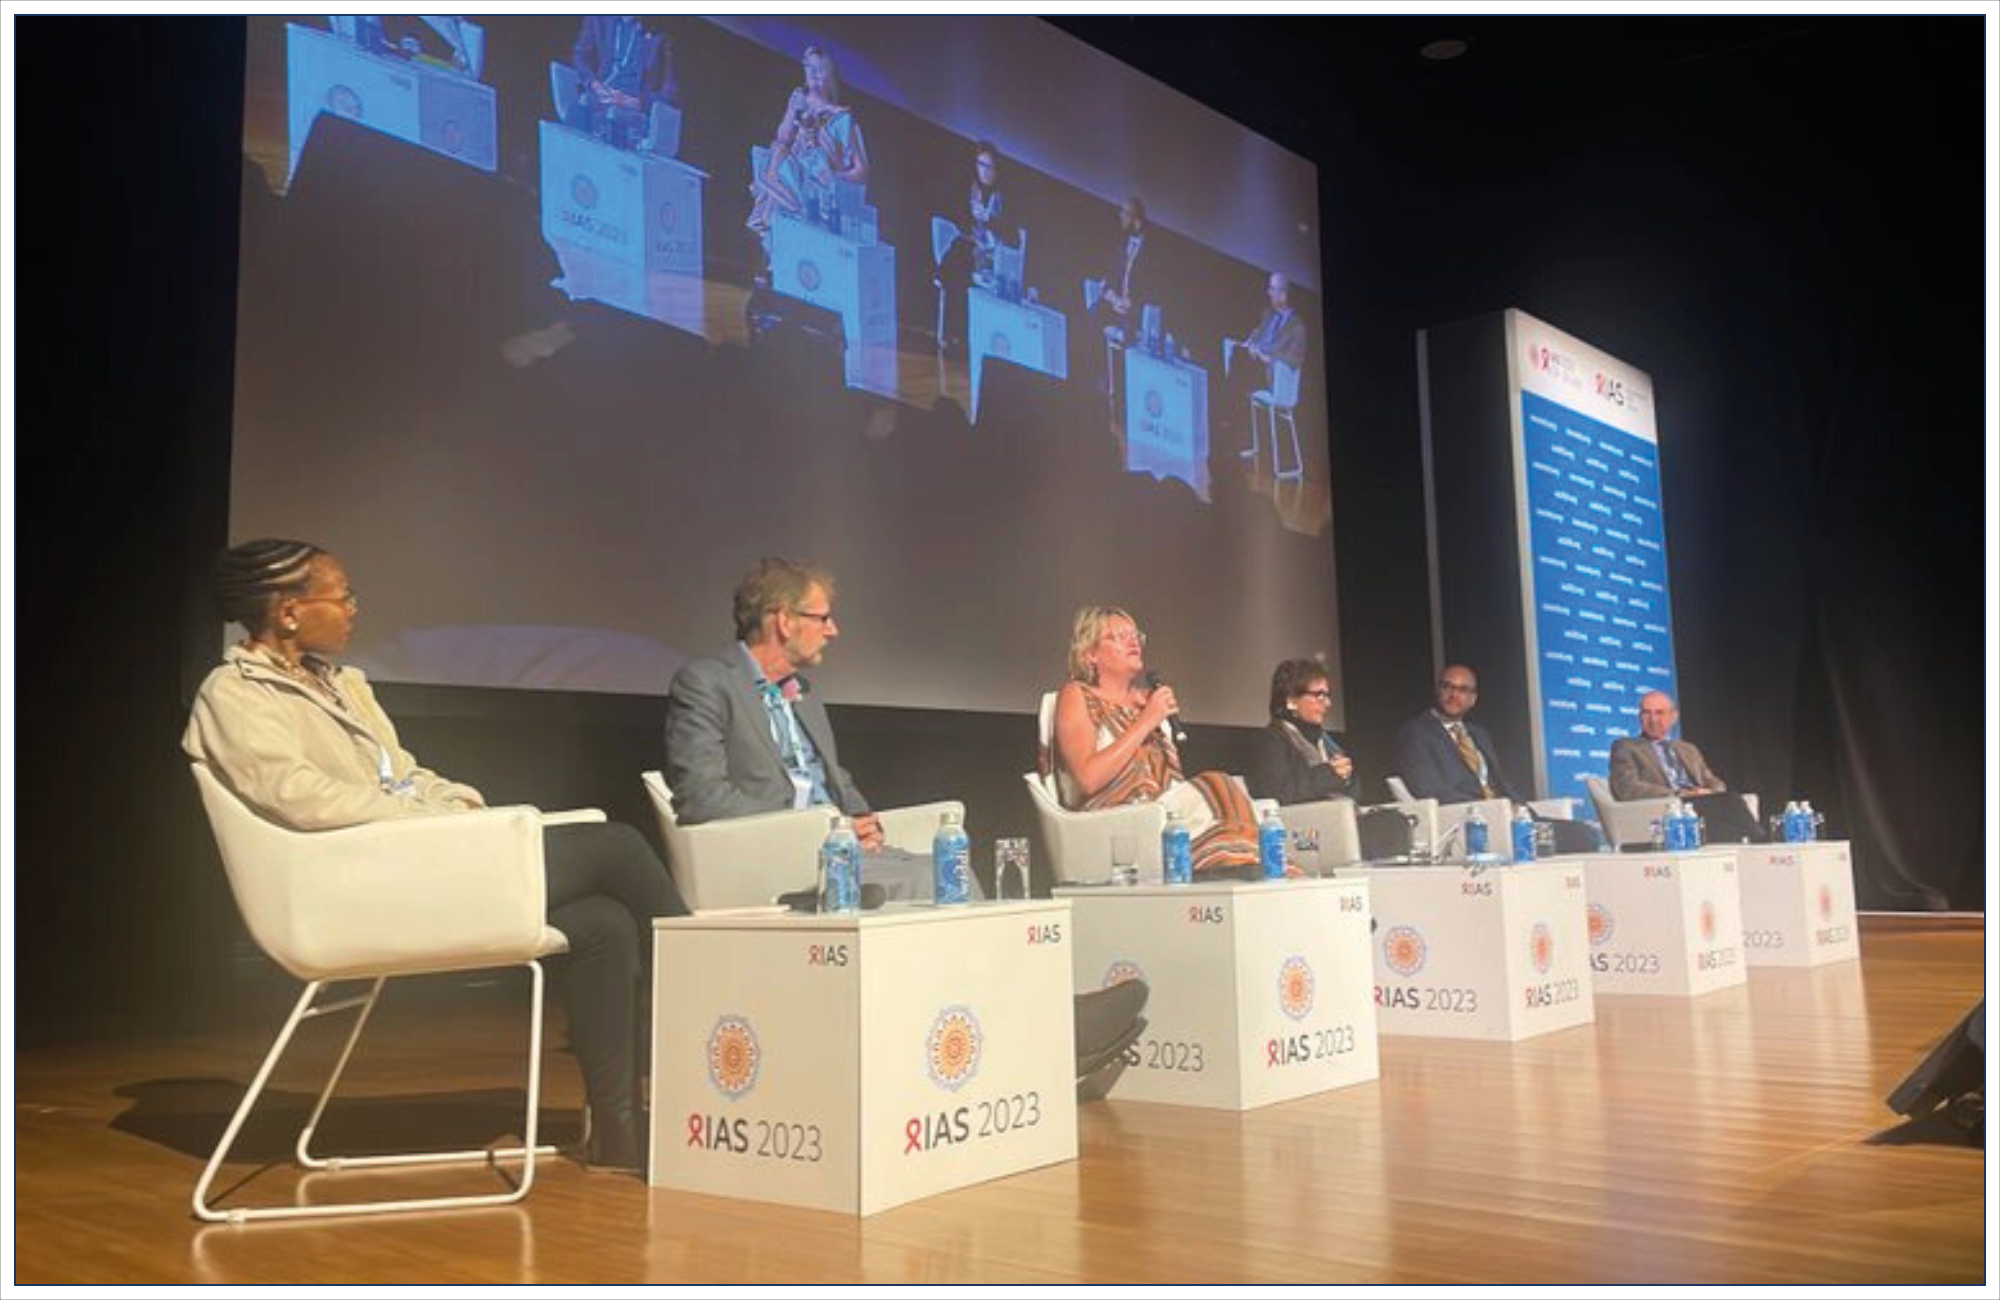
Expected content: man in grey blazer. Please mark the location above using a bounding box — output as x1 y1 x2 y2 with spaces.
1608 691 1727 799
1608 690 1762 842
663 556 876 838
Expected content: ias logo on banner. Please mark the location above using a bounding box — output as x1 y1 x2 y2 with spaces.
1277 956 1315 1021
797 259 823 292
1102 959 1145 989
706 1015 762 1100
1698 900 1717 944
571 174 598 209
658 200 680 231
925 1006 983 1092
1383 925 1427 977
1143 389 1165 420
1817 884 1834 922
1529 922 1554 975
989 331 1013 358
1587 903 1614 948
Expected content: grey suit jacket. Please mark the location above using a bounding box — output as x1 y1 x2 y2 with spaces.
1608 735 1726 800
663 646 870 825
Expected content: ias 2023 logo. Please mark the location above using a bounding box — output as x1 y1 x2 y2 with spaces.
925 1005 983 1092
1383 925 1427 977
1529 921 1554 975
1277 956 1315 1021
706 1014 761 1099
1587 902 1614 948
1817 884 1834 922
1699 900 1717 944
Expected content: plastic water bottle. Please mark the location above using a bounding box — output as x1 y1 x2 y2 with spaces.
1464 804 1490 859
818 815 860 914
1782 801 1805 844
1662 796 1686 851
1510 805 1537 863
1798 800 1819 843
1161 809 1193 885
1258 807 1288 879
932 809 971 906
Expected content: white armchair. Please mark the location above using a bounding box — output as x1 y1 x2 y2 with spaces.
1383 776 1579 857
188 762 584 1223
1271 797 1362 873
1584 775 1759 850
640 771 959 912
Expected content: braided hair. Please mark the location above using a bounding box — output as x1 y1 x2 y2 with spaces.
213 538 323 632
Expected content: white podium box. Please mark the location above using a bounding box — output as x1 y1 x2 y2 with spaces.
286 23 497 184
649 901 1076 1216
1338 862 1595 1041
1055 878 1378 1110
539 121 709 336
1733 841 1859 967
1575 850 1747 996
1124 349 1211 502
771 213 898 396
968 288 1068 423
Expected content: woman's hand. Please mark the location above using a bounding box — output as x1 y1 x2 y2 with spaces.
1137 683 1179 732
1328 753 1354 782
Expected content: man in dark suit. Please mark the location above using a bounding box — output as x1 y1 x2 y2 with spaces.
1394 664 1602 854
1392 664 1518 804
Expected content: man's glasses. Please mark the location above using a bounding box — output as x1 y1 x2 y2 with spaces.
792 608 836 626
1437 681 1477 695
1298 689 1333 701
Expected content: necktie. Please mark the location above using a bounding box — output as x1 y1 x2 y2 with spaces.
1656 740 1689 790
1451 723 1492 798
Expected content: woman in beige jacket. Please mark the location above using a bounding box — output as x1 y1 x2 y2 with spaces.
184 539 680 1173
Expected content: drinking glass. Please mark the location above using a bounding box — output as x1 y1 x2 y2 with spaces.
1109 834 1140 886
994 838 1031 901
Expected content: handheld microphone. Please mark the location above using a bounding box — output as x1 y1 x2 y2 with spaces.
1143 670 1188 745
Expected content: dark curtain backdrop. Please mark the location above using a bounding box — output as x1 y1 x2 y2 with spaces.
12 17 1985 1047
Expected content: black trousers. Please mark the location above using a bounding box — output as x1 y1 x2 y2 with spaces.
542 823 685 1122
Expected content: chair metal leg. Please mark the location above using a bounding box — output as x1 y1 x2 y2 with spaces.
1244 397 1265 463
192 960 561 1223
1274 407 1304 482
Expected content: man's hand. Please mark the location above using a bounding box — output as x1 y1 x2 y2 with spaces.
1329 753 1355 782
852 813 886 850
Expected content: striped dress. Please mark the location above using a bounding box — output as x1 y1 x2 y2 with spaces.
1054 689 1260 877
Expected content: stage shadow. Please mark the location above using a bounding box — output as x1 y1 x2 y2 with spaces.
1864 1108 1983 1148
112 1078 587 1162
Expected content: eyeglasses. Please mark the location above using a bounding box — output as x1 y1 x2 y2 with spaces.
792 608 836 626
294 590 358 611
1102 628 1146 647
1437 681 1478 695
1297 689 1333 701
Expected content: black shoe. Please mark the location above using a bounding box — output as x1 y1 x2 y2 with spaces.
1075 979 1149 1061
583 1105 645 1178
1077 1046 1134 1102
1077 1014 1145 1081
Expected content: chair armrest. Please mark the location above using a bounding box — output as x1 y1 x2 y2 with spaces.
539 807 607 826
874 800 965 852
1526 798 1577 821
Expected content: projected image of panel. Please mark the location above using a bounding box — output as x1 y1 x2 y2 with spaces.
1508 312 1674 811
233 15 1340 725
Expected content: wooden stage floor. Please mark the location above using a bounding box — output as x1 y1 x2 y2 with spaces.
10 915 1988 1286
